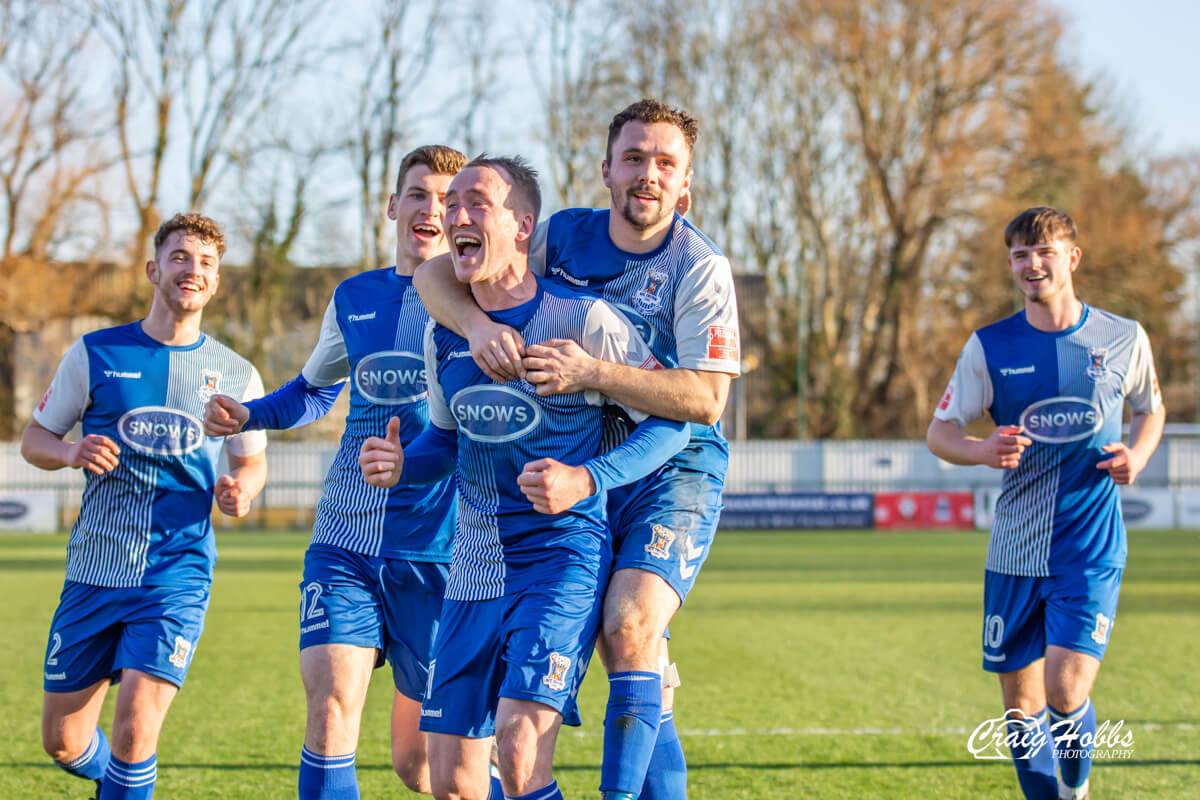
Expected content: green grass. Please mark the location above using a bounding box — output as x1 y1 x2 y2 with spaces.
2 529 1198 798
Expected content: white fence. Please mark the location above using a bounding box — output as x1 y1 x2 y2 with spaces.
3 427 1199 530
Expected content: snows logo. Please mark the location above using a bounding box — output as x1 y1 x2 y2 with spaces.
450 385 541 443
354 351 427 405
1018 397 1103 444
117 407 204 456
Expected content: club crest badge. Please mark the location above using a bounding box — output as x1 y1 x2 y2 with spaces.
633 267 668 313
198 369 222 400
542 652 571 691
644 524 676 560
1086 347 1109 382
168 636 193 669
1091 612 1112 645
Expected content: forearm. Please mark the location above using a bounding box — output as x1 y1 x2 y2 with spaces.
244 374 344 431
398 425 458 486
1128 408 1166 469
413 254 483 337
926 418 984 466
228 456 268 500
585 416 689 494
20 423 73 470
587 362 730 425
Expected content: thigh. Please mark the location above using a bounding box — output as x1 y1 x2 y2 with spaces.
499 580 604 719
42 680 111 757
380 559 449 702
609 467 722 605
114 584 210 688
1044 567 1123 662
298 545 385 659
427 732 493 800
420 598 507 739
110 669 180 761
981 571 1047 674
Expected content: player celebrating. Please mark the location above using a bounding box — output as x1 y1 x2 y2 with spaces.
23 213 268 800
414 100 739 800
360 155 689 800
203 146 470 799
927 207 1164 800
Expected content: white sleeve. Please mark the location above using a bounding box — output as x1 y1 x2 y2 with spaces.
932 333 992 428
579 300 662 422
528 219 548 277
423 321 457 430
1123 323 1163 414
673 252 741 374
300 298 351 387
32 337 90 435
225 367 268 456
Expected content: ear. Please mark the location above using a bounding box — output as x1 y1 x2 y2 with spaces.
386 193 399 221
681 167 693 196
601 159 611 189
145 259 157 282
514 211 536 242
1069 246 1082 272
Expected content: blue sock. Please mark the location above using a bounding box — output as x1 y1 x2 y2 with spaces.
298 747 359 799
488 763 504 799
55 726 111 785
505 780 563 800
600 670 663 795
99 753 156 800
640 709 687 799
1007 708 1058 800
1049 698 1096 797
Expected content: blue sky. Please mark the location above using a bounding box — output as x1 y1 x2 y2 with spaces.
1053 0 1200 156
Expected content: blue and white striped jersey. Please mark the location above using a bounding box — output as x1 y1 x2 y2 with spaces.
426 279 660 601
299 267 455 561
530 209 740 478
935 305 1162 576
33 322 267 588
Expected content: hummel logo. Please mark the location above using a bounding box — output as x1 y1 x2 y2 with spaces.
104 370 142 379
999 365 1036 376
679 535 704 580
447 351 474 360
548 266 588 287
348 312 376 322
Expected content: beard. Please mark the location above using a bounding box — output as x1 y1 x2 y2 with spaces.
617 187 672 231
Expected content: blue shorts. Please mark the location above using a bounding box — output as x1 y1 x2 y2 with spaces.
43 580 209 692
607 465 723 604
299 544 449 701
981 568 1123 673
419 580 604 738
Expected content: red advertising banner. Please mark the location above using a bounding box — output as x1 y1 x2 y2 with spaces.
873 491 975 530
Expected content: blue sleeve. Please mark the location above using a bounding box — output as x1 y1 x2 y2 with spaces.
584 416 689 495
243 373 345 431
398 424 458 486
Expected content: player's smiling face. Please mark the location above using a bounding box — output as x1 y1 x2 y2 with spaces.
148 231 221 313
602 120 693 236
1008 237 1079 304
388 164 453 269
445 165 528 286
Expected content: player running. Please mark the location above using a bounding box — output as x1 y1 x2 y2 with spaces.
360 155 689 800
203 146 469 799
414 100 740 800
927 207 1165 800
23 213 268 800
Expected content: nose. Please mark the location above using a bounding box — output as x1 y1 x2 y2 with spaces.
449 204 470 226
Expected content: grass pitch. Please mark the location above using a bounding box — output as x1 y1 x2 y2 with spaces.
1 529 1197 799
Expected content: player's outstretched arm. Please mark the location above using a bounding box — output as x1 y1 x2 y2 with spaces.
414 253 526 382
216 450 267 517
523 338 731 425
20 420 120 474
205 393 249 436
518 416 688 514
926 418 1032 469
1096 406 1166 485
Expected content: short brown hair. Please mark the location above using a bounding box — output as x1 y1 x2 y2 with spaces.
395 144 468 194
465 154 542 225
154 213 226 258
606 99 699 165
1004 206 1078 249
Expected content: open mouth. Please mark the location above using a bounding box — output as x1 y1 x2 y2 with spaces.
412 223 441 241
454 233 481 259
177 279 203 293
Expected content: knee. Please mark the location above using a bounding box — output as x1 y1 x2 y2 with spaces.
495 718 539 789
1046 687 1089 715
602 609 659 661
42 731 75 764
392 746 431 794
109 715 158 760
